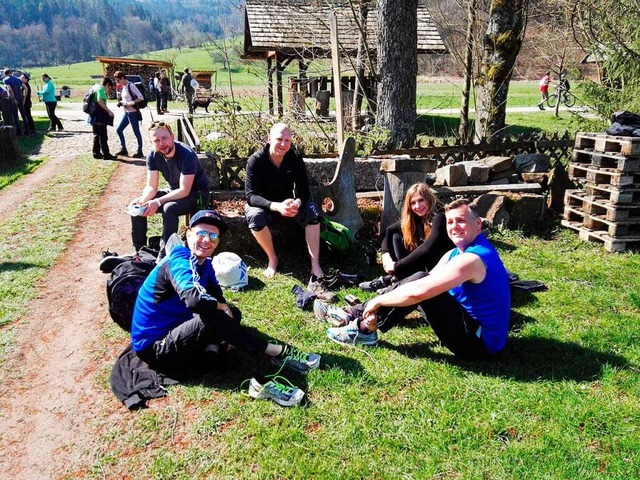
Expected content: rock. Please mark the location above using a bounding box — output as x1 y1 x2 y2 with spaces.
547 162 576 212
458 161 491 183
481 155 514 173
505 193 546 230
435 163 468 186
474 193 510 229
521 172 549 189
513 153 552 173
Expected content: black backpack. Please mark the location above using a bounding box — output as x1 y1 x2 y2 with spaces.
127 82 148 109
82 87 97 115
106 259 155 332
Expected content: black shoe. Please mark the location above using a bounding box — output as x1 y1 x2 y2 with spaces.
57 126 64 131
115 149 129 156
359 275 394 292
103 154 117 160
93 153 104 159
132 151 144 159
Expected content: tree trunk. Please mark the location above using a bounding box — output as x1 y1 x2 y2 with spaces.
474 0 529 142
376 0 418 148
458 0 477 145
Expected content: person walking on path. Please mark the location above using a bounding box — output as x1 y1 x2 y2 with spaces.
537 71 551 110
89 77 116 160
181 68 195 114
114 71 144 158
36 73 64 131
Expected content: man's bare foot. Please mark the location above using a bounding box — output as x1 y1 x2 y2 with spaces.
264 261 278 278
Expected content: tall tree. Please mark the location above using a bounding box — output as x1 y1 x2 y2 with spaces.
474 0 529 142
376 0 418 147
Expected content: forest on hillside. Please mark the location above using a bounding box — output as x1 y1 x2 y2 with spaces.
1 0 243 67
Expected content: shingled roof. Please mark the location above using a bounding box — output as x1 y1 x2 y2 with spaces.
244 0 446 59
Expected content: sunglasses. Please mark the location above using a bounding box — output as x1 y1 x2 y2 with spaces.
149 120 172 132
194 230 220 243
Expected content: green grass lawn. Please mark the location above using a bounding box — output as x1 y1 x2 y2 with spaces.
87 224 640 479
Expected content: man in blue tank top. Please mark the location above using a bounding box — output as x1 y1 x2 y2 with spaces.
326 198 510 359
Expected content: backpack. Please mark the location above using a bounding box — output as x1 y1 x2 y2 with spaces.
82 87 97 115
106 259 155 332
127 82 148 109
320 216 353 252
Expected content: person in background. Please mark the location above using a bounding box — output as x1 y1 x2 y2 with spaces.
359 183 453 292
90 77 116 160
114 70 144 158
181 67 195 114
159 69 170 114
36 73 64 132
537 70 551 110
3 68 32 135
153 72 162 116
20 74 35 133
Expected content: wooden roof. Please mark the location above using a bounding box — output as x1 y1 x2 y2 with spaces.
244 0 446 59
95 56 174 68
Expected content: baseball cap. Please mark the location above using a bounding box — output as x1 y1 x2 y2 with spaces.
189 210 228 235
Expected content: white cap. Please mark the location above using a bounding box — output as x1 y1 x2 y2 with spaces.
212 252 248 290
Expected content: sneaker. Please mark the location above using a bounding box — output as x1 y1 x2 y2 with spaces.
308 275 337 303
115 149 129 157
248 375 304 407
313 299 351 327
271 344 321 374
359 275 394 292
326 320 378 347
132 151 144 159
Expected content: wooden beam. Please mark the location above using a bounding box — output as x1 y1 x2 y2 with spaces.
276 54 284 117
267 57 274 115
329 11 344 153
432 183 542 196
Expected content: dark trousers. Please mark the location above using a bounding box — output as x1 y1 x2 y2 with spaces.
185 91 194 113
160 91 169 111
92 123 110 156
131 191 198 251
155 93 162 114
352 271 492 359
45 101 63 130
24 104 35 131
7 101 21 133
136 307 268 373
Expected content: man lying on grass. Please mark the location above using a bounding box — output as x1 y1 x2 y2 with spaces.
318 198 510 359
130 209 320 405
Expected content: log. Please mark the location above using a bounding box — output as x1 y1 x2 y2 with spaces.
0 125 20 165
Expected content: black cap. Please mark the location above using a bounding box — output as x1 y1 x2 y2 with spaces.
189 210 228 235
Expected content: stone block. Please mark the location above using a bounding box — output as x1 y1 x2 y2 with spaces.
513 153 552 173
481 155 514 172
521 172 549 189
435 163 468 187
305 158 384 192
474 193 509 229
458 161 491 183
505 193 546 230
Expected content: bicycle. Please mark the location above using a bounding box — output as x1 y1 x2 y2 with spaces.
547 84 576 108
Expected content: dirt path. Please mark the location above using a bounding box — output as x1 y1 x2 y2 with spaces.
0 108 153 478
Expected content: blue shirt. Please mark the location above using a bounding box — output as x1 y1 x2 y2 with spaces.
131 245 224 351
3 75 23 102
448 234 510 354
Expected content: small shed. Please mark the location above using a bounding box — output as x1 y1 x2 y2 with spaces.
95 56 174 85
243 0 446 116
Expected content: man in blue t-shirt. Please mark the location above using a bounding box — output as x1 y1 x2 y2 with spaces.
127 121 211 254
2 68 32 135
325 198 510 359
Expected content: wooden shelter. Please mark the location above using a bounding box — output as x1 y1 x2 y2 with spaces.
95 56 174 83
243 0 446 116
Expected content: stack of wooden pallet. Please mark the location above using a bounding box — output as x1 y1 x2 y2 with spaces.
562 132 640 252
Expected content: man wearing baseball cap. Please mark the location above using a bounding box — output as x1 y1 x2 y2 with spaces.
130 210 320 379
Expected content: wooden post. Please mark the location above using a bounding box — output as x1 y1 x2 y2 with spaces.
276 54 284 118
329 11 344 153
0 126 20 166
379 158 438 232
267 56 274 115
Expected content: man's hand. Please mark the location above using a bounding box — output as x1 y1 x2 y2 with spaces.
362 302 378 331
382 253 395 274
142 199 161 216
275 198 299 217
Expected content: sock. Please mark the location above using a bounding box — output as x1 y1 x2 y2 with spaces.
291 284 317 309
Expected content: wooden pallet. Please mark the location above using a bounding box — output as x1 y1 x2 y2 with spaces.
568 163 640 187
561 219 640 252
571 149 640 172
564 190 640 221
563 205 640 236
574 132 640 156
584 183 640 205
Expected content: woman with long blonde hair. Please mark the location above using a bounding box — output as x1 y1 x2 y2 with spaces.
360 183 453 292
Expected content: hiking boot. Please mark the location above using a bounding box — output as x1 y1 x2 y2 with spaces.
359 275 394 292
326 320 378 347
248 375 304 407
115 149 129 157
132 151 144 159
313 299 351 327
308 275 337 303
271 344 321 374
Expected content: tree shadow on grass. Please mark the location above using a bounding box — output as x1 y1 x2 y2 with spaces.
0 261 42 273
386 333 629 383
